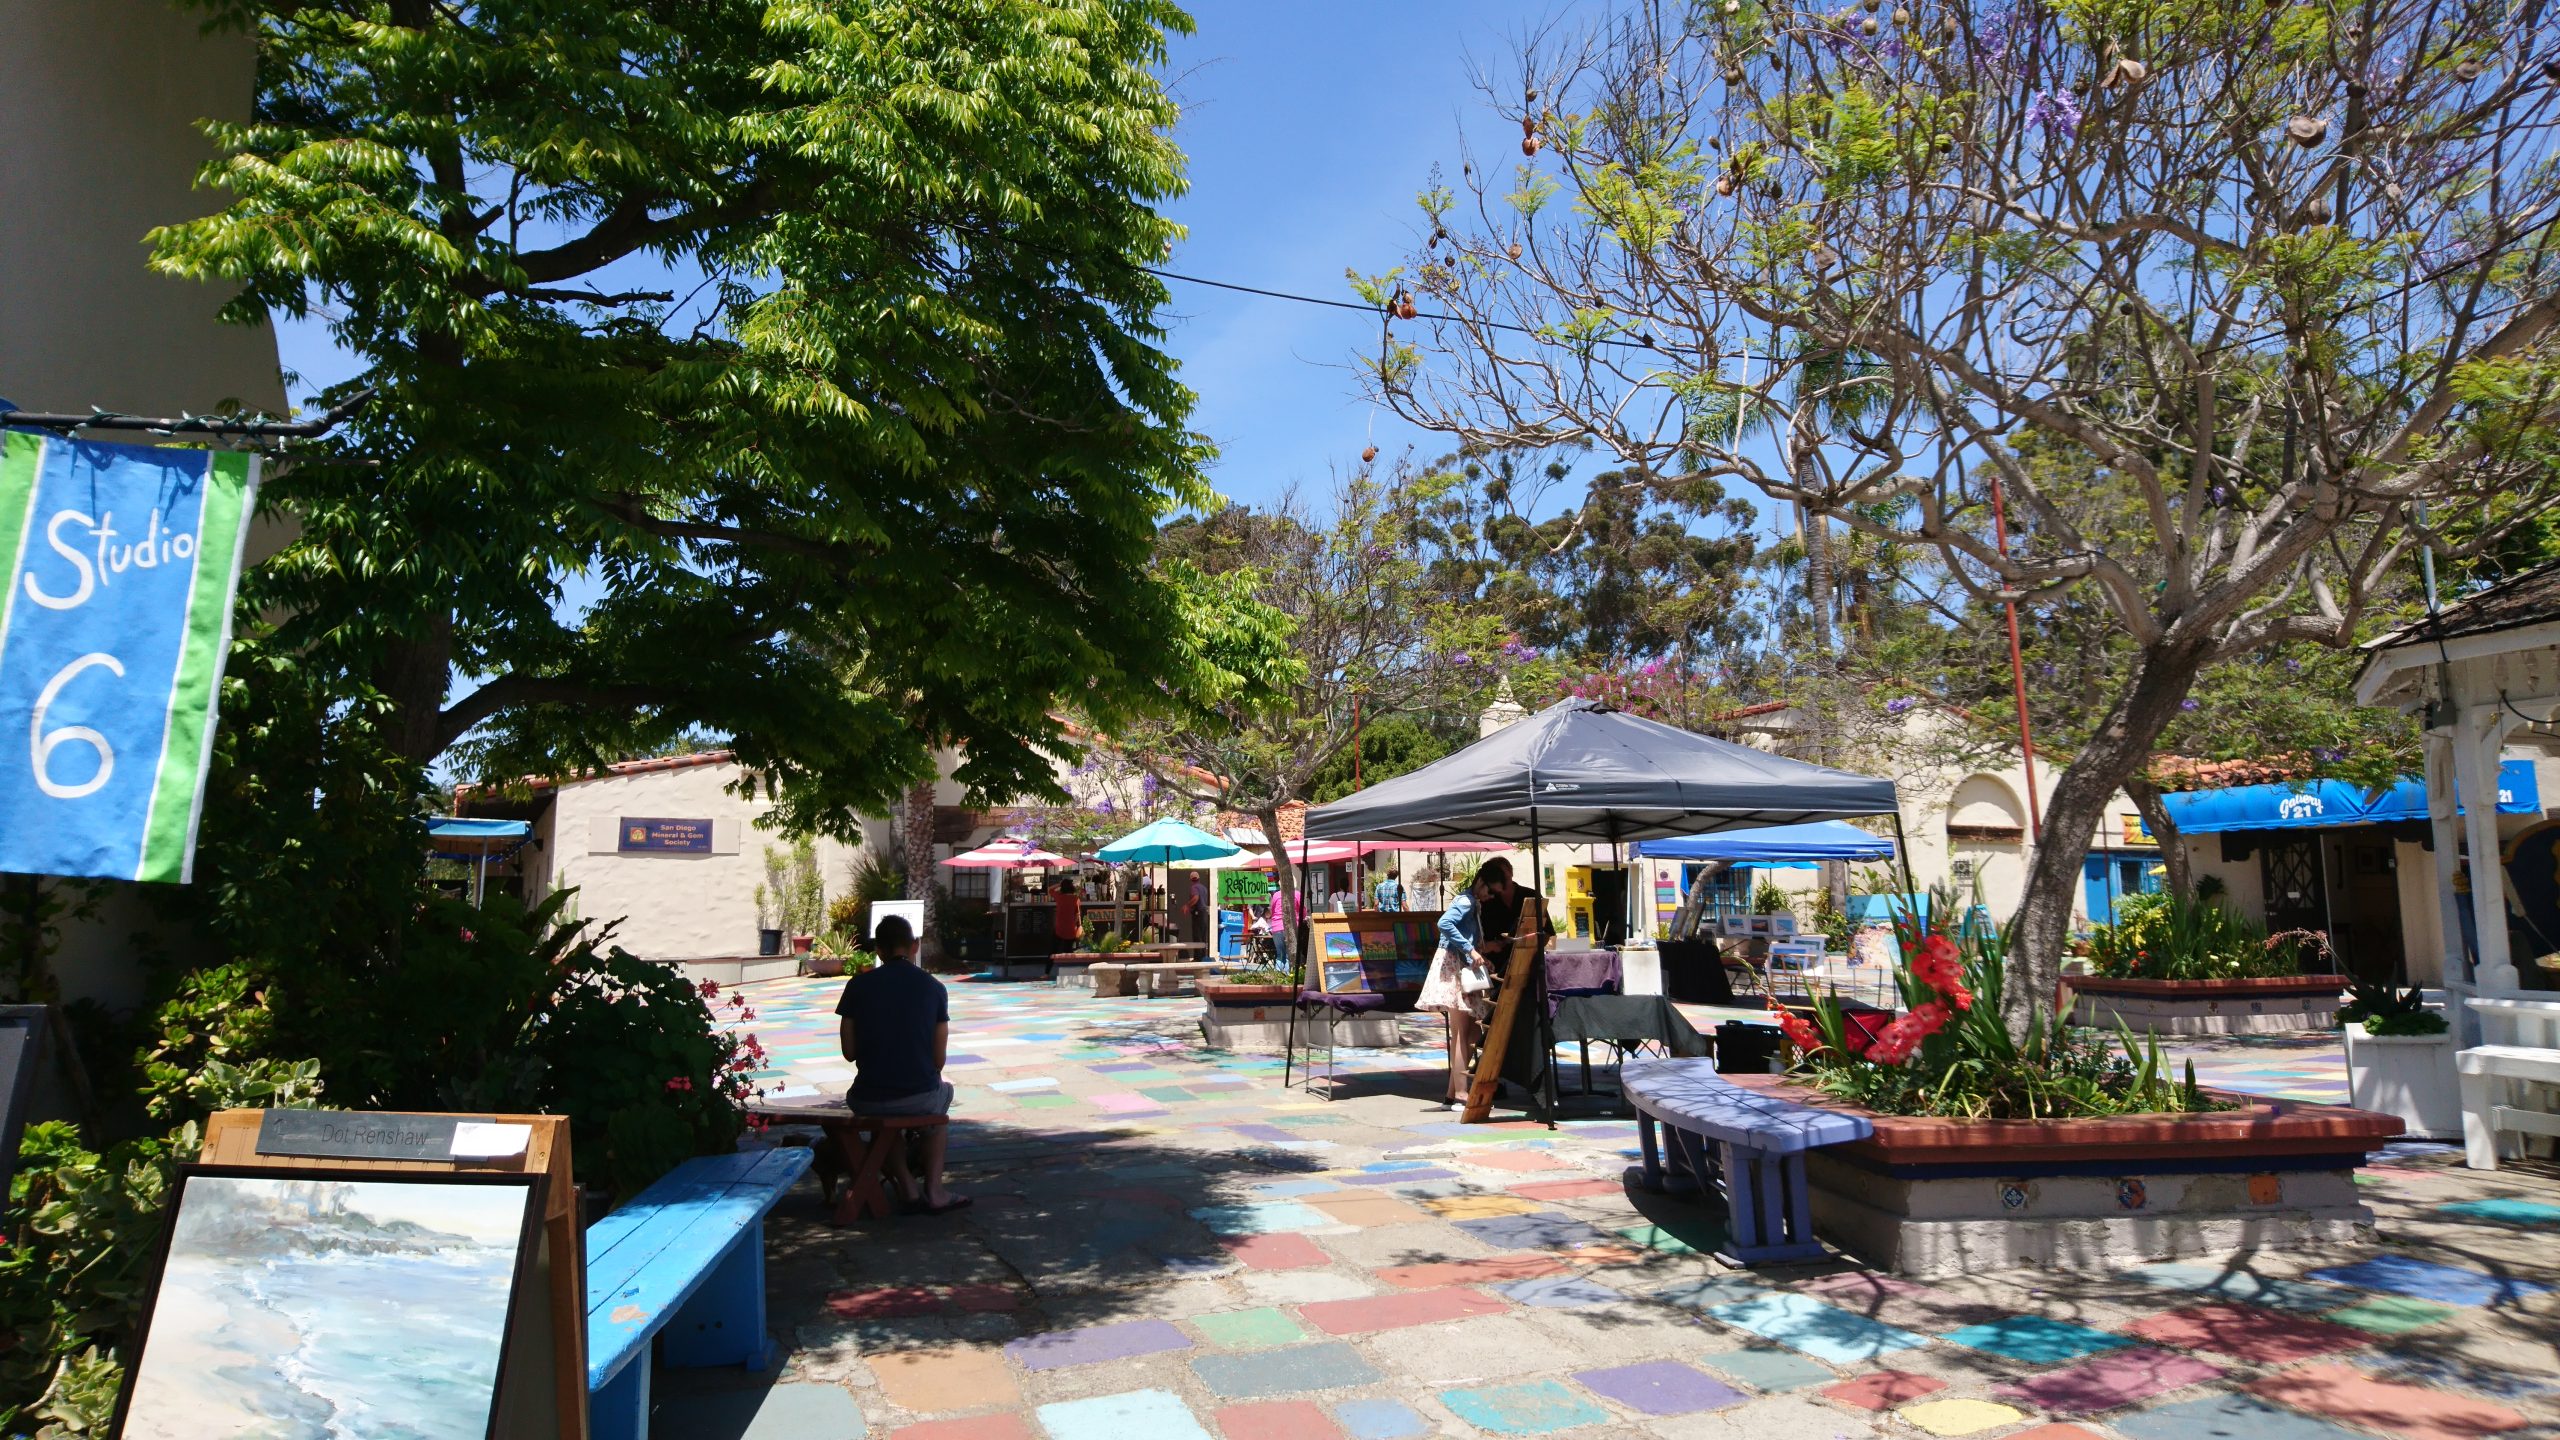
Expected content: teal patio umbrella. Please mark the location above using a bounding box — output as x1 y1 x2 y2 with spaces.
1095 817 1242 865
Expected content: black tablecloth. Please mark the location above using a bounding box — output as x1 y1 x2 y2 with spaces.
1657 939 1738 1005
1499 993 1711 1118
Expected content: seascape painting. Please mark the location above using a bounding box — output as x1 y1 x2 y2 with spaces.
120 1172 534 1440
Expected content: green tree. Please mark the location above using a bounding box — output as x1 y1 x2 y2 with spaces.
1309 713 1463 802
157 0 1209 834
1364 0 2560 1027
1129 462 1525 916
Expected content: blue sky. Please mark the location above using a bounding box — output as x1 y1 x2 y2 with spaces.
273 1 1587 514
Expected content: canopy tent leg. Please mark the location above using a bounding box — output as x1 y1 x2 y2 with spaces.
1284 833 1313 1091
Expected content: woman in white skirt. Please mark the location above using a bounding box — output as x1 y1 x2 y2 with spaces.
1419 874 1493 1107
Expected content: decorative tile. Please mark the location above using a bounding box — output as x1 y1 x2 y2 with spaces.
888 1416 1033 1440
1211 1401 1344 1440
873 1347 1017 1414
1900 1399 2027 1436
655 1381 865 1440
1191 1342 1384 1400
1651 1275 1771 1309
1033 1389 1212 1440
1438 1380 1611 1435
1422 1192 1544 1219
1450 1211 1623 1250
2125 1303 2373 1363
1509 1178 1623 1202
1572 1360 1745 1416
1330 1398 1430 1440
1004 1319 1191 1371
2113 1393 2375 1440
1298 1286 1508 1335
1822 1371 1946 1411
2123 1262 2350 1314
1376 1257 1565 1290
1704 1291 1929 1365
2309 1254 2552 1307
1495 1274 1623 1308
1222 1233 1329 1270
2248 1362 2529 1440
1943 1316 2134 1364
2438 1197 2560 1224
1190 1202 1332 1235
1192 1306 1308 1350
2322 1295 2457 1335
1699 1346 1835 1393
1996 1348 2223 1415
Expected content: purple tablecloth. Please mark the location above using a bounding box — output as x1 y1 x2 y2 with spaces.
1546 950 1623 995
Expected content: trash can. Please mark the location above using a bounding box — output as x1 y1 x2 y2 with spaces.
1715 1021 1784 1074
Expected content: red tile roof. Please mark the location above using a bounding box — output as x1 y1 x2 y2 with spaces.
455 749 736 799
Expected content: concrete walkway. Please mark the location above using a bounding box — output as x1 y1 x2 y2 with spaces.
666 974 2560 1440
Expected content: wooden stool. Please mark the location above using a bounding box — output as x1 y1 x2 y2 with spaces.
829 1114 950 1223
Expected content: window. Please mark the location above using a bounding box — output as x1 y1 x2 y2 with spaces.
950 868 989 902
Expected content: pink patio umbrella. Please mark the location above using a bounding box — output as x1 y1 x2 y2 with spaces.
946 837 1070 868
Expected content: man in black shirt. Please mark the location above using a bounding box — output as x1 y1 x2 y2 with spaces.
836 916 967 1213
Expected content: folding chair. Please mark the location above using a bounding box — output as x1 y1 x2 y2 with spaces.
827 1114 951 1223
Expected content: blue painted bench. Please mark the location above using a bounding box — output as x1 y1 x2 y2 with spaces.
586 1146 815 1440
1621 1058 1872 1265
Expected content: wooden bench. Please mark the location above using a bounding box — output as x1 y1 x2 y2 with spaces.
1621 1057 1873 1265
586 1147 814 1440
2459 995 2560 1169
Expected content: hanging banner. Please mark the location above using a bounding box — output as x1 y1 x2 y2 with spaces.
0 431 257 883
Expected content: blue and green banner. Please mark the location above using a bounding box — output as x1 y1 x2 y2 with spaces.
0 430 257 883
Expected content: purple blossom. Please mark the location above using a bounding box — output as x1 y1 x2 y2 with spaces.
1975 5 2018 64
2026 89 2082 139
1453 652 1473 666
1886 696 1917 714
1641 660 1663 677
2179 699 2201 712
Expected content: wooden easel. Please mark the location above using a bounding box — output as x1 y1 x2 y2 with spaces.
200 1110 588 1440
1462 916 1552 1123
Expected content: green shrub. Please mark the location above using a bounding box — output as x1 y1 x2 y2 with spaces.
2340 981 2447 1036
2085 891 2309 981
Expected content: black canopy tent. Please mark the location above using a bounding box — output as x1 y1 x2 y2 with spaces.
1290 697 1906 1117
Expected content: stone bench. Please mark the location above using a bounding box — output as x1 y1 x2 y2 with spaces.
586 1147 814 1440
1621 1057 1873 1265
2460 996 2560 1169
1091 960 1227 998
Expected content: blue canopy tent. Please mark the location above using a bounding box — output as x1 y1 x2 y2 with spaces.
2159 761 2540 833
427 817 531 906
1631 820 1895 867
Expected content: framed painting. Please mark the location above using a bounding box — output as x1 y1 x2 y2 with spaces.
114 1165 545 1440
1320 959 1369 993
1321 930 1363 959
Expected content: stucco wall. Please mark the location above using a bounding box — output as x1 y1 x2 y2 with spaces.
0 0 284 420
4 1 286 1014
534 761 873 961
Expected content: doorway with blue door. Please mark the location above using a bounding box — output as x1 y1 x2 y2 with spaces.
2082 849 2164 924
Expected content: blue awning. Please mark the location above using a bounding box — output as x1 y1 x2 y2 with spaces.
1632 820 1897 865
426 816 531 860
2159 761 2541 835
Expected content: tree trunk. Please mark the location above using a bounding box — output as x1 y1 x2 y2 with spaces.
1800 502 1835 656
901 781 940 961
2123 775 2191 898
2006 636 2212 1033
1258 804 1307 985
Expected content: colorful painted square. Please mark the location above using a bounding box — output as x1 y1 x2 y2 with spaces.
1438 1380 1611 1435
1943 1316 2133 1364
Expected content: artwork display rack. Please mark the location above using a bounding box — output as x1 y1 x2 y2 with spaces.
199 1109 587 1440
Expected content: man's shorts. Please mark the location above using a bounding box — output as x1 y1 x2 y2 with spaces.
853 1081 954 1117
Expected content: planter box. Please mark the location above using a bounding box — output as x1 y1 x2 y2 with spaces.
1199 983 1297 1006
2343 1022 2462 1141
1723 1072 2400 1277
1198 996 1404 1052
2061 973 2348 1035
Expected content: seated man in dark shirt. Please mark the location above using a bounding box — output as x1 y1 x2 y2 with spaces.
835 916 967 1213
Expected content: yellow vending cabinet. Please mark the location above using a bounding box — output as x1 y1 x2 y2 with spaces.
1565 864 1596 941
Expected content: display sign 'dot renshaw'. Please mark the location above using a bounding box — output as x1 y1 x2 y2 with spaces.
0 432 257 883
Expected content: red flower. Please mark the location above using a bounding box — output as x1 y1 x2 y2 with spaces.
664 1076 694 1093
698 979 722 999
1774 1010 1824 1053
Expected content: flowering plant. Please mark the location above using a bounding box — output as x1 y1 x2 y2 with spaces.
1781 885 2218 1121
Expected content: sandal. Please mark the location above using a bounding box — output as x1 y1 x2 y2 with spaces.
921 1196 974 1216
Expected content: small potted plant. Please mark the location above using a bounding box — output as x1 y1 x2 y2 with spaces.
1201 965 1298 1007
753 885 783 957
2341 981 2458 1139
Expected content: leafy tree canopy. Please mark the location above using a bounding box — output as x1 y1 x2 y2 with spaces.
158 0 1212 834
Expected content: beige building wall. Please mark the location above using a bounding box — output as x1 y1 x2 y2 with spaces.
4 1 286 1014
0 0 284 420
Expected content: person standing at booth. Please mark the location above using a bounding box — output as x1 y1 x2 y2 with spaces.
1050 877 1082 955
1375 868 1404 912
1419 875 1495 1108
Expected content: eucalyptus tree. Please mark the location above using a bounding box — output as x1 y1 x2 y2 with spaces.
1360 0 2560 1026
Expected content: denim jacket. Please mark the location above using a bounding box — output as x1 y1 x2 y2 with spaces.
1436 890 1480 954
